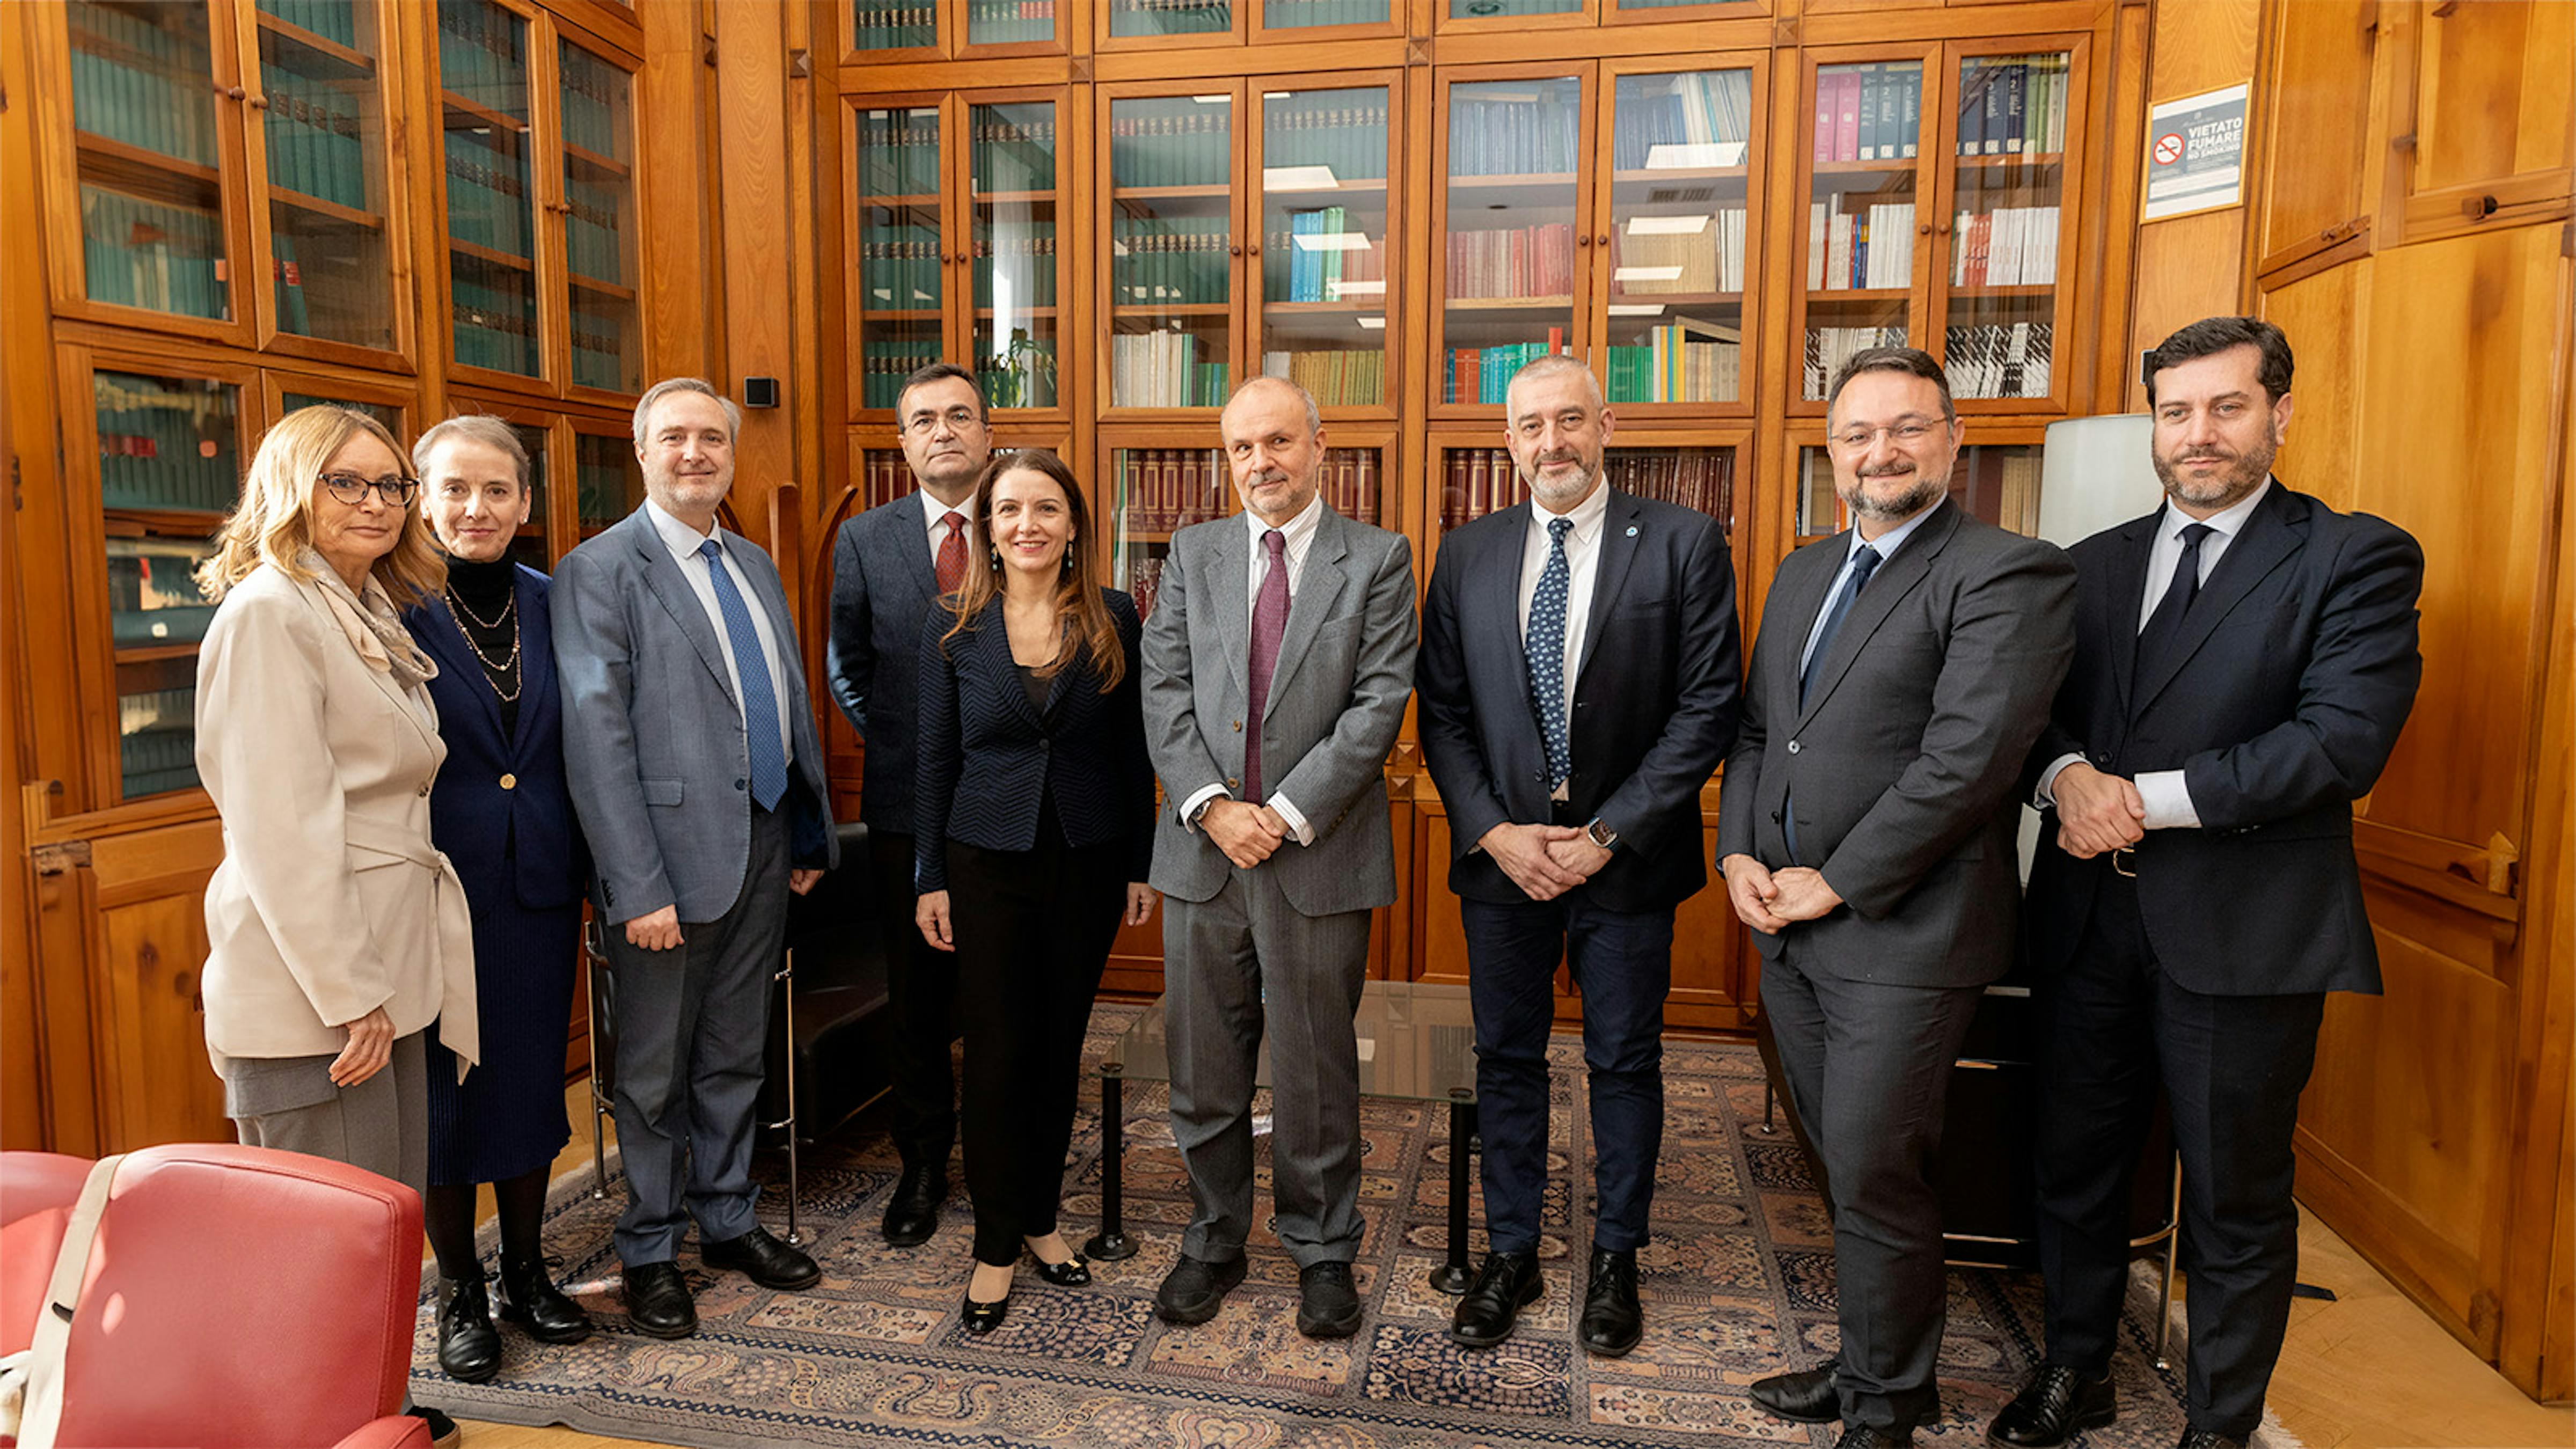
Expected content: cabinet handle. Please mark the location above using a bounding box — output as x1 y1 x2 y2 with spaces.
1230 244 1242 255
1937 222 1953 235
1576 233 1590 247
1918 222 1933 236
1247 243 1260 257
247 93 269 110
2463 193 2499 221
1596 233 1609 246
218 83 246 101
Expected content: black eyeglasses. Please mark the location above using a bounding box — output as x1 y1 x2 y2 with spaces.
320 472 420 507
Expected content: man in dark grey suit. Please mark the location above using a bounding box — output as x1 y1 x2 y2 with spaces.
1416 355 1741 1357
555 378 838 1340
1717 348 2074 1448
1992 318 2422 1449
825 362 991 1247
1141 375 1416 1341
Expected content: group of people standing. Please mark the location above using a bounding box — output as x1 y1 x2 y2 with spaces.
191 312 2421 1449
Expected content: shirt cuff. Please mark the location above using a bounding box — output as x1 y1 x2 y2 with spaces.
1178 782 1230 832
2134 770 2200 830
1268 793 1316 847
2035 752 2084 808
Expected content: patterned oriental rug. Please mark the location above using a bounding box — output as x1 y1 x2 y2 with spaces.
413 1005 2219 1449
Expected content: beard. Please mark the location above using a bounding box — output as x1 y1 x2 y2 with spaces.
2153 433 2276 511
1518 451 1601 510
1838 464 1947 523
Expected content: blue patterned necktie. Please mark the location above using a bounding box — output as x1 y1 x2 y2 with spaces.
1526 515 1576 790
697 538 788 811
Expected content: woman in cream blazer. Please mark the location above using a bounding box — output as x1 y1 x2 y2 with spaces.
193 405 478 1197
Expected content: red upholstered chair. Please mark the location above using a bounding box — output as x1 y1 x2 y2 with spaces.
1 1144 430 1449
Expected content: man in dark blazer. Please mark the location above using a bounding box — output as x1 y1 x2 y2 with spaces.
1141 376 1417 1341
826 361 992 1247
555 378 838 1340
1991 318 2423 1449
1416 355 1740 1357
1717 348 2075 1449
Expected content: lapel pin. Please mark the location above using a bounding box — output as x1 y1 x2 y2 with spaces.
1625 525 1639 537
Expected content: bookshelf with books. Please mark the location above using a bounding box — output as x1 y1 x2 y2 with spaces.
558 37 641 396
1931 45 2083 409
1427 433 1741 547
855 101 950 414
436 0 540 380
1793 432 2045 542
972 97 1066 411
1600 62 1760 413
250 0 401 356
60 1 238 333
1100 86 1237 411
1791 52 1931 408
1435 70 1584 413
1258 83 1397 412
1102 436 1391 624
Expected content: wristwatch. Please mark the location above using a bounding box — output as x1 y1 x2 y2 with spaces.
1585 817 1619 851
1188 795 1220 829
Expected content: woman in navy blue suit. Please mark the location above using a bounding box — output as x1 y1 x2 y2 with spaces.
913 449 1157 1332
404 417 595 1382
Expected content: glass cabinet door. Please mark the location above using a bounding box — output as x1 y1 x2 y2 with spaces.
1799 58 1927 402
971 99 1062 411
559 38 641 394
968 0 1057 47
1109 0 1231 40
575 424 644 539
1107 92 1235 410
1260 0 1391 30
1258 84 1394 412
1439 75 1582 408
1432 441 1526 532
437 0 540 377
1107 444 1232 616
1936 50 2073 404
506 418 552 568
1796 437 2039 539
1604 68 1753 408
93 369 243 800
66 0 234 323
252 0 397 350
1603 443 1737 531
852 0 938 53
856 103 946 409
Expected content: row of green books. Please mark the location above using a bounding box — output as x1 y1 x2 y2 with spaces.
70 4 218 166
260 0 362 48
453 282 539 374
970 110 1057 192
974 226 1060 308
261 65 368 208
1108 0 1231 38
120 700 200 800
1448 87 1582 178
860 111 942 196
1111 331 1229 407
559 48 625 158
436 0 525 109
445 133 532 255
1603 328 1741 406
83 187 229 321
1262 100 1391 182
273 233 312 334
95 377 239 514
1109 107 1231 189
572 327 630 392
577 456 643 528
862 226 945 310
1443 342 1567 406
1113 219 1233 306
1261 0 1388 26
566 178 626 282
852 1 937 52
860 339 947 408
966 0 1053 43
1260 348 1385 409
1268 208 1385 304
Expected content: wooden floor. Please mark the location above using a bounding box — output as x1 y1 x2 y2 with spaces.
444 1084 2574 1449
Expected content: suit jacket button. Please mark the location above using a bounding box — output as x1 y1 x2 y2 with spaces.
1786 740 1801 754
1226 777 1240 791
735 778 747 791
1232 719 1242 731
417 782 430 797
1771 809 1783 823
499 773 517 791
1040 740 1051 752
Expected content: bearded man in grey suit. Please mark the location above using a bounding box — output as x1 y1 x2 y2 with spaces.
1717 348 2074 1449
1141 375 1417 1342
555 378 837 1341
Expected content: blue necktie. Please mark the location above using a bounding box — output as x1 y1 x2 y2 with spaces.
1800 544 1883 708
697 538 788 811
1526 515 1576 791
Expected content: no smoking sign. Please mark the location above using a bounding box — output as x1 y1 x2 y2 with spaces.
2153 132 2185 165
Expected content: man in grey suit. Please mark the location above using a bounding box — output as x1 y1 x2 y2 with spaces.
555 377 839 1340
1717 348 2074 1448
826 361 991 1248
1141 375 1417 1341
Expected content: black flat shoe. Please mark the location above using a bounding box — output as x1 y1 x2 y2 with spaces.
702 1225 821 1291
962 1290 1011 1333
1297 1261 1363 1339
1578 1247 1643 1357
1839 1424 1914 1449
435 1275 501 1383
1750 1361 1841 1423
1033 1253 1092 1287
882 1165 947 1248
620 1260 698 1339
1448 1251 1542 1348
1154 1253 1247 1324
1988 1365 2116 1447
496 1253 594 1345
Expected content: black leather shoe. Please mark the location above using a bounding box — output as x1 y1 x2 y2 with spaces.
881 1165 947 1248
962 1287 1011 1333
1154 1253 1247 1324
405 1405 460 1448
1989 1366 2117 1447
703 1225 821 1291
435 1275 501 1383
1297 1261 1364 1338
1749 1361 1841 1423
1448 1251 1543 1348
620 1260 698 1339
1033 1253 1092 1287
496 1254 594 1344
2175 1430 2244 1449
1578 1247 1643 1356
1838 1424 1914 1449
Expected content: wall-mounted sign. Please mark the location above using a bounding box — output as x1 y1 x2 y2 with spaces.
2142 83 2248 222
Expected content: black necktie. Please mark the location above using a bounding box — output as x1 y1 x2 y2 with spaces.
2135 522 2214 682
1799 545 1883 708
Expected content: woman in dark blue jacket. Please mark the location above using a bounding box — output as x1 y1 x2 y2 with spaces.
405 416 594 1381
913 449 1157 1333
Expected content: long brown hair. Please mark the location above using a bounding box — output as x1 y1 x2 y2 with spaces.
937 449 1125 692
196 405 445 604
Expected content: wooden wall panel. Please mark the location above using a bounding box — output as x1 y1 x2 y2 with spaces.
2256 258 2366 510
2255 0 2378 263
3 4 56 1152
2121 0 2260 408
97 890 229 1151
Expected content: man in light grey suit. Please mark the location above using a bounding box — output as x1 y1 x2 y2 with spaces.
1141 375 1416 1341
554 378 839 1341
1716 348 2074 1449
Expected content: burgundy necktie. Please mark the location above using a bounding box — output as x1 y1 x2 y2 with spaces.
1244 529 1290 802
934 511 967 595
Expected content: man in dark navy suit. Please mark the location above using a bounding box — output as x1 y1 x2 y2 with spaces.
1416 355 1741 1357
826 362 991 1247
1993 318 2423 1449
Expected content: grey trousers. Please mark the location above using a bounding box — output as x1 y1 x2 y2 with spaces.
601 804 789 1266
221 1030 431 1199
1162 867 1373 1269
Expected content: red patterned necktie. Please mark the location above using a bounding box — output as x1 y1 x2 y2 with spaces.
934 511 967 595
1244 529 1290 802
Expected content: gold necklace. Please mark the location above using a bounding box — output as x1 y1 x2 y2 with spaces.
444 588 523 703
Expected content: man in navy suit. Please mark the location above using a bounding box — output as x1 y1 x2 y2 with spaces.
1416 355 1741 1356
827 362 992 1247
1993 318 2423 1449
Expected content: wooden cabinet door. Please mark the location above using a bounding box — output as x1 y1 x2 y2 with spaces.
2395 0 2574 240
2255 0 2381 275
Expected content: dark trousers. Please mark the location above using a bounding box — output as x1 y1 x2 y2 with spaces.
603 804 788 1266
1460 892 1673 1255
870 828 959 1171
1761 943 1984 1433
2033 867 2325 1440
945 808 1125 1266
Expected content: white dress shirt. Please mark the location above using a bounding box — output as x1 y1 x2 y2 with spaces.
1179 491 1328 845
917 485 978 572
2036 479 2273 829
1800 497 1944 676
646 497 793 767
1517 481 1612 800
